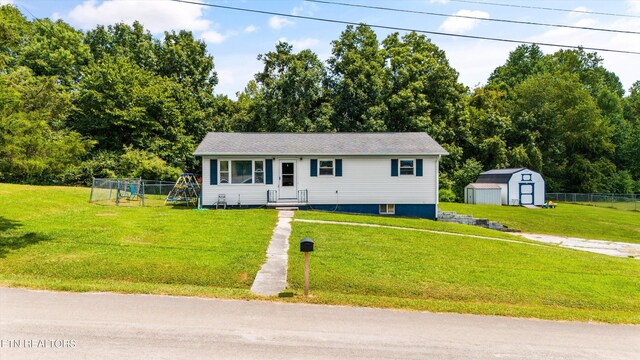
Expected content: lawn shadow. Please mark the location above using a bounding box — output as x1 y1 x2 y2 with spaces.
0 216 50 258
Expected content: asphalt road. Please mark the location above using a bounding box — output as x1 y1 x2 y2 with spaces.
1 287 638 359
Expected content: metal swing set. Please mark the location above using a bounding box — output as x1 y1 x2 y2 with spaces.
164 173 201 206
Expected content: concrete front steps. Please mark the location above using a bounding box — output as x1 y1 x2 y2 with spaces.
438 211 518 232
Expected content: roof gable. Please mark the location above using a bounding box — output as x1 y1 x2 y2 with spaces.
194 132 449 156
476 168 538 184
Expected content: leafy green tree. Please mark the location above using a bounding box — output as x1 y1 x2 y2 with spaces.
0 5 29 70
248 41 332 131
466 88 511 169
157 30 217 95
508 73 615 192
118 147 182 181
488 44 546 90
624 81 640 123
17 18 90 87
70 55 194 169
83 22 218 170
382 32 467 136
451 158 484 199
327 24 389 131
85 22 157 70
0 67 93 183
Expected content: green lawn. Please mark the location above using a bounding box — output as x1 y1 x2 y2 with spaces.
3 184 640 324
439 202 640 244
0 183 277 297
288 211 640 324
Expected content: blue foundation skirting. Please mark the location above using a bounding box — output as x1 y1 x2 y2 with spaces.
299 204 437 220
202 204 438 219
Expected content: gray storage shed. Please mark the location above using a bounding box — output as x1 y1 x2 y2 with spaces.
464 183 502 205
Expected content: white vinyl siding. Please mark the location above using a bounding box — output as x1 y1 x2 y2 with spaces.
201 155 438 206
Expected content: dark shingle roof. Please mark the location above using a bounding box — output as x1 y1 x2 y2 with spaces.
476 168 526 184
480 168 526 175
194 132 449 156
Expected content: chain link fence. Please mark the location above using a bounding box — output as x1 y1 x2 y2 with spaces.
90 178 178 206
546 193 639 211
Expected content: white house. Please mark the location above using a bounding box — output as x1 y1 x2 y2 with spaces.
193 132 448 219
466 168 545 206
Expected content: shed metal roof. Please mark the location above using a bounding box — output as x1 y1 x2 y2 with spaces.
465 183 503 189
193 132 449 156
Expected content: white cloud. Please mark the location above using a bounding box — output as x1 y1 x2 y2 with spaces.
244 24 258 33
214 54 263 98
628 0 640 14
200 31 227 44
65 0 211 34
439 10 490 34
429 0 450 4
291 3 318 16
268 15 294 29
291 5 304 16
0 0 15 5
440 40 513 89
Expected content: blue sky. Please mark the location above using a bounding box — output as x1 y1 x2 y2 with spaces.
6 0 640 97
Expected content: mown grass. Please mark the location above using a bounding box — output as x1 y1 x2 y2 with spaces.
0 183 277 296
439 202 640 244
3 184 640 324
296 210 524 240
288 211 640 324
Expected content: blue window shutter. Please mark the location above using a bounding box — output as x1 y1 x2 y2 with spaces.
335 159 342 177
391 159 398 176
210 159 217 185
416 159 423 177
266 159 273 184
311 159 318 177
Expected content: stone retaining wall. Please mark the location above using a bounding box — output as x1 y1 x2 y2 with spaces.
438 211 518 232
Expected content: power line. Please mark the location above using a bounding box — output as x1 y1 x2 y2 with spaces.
306 0 640 35
169 0 640 55
448 0 640 19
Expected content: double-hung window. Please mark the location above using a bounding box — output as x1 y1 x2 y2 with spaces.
219 160 264 184
319 160 334 176
219 160 230 184
254 160 264 184
399 160 414 175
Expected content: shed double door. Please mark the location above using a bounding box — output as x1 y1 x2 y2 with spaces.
519 183 534 205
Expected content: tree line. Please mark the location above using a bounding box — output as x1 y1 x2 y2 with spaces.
1 5 639 199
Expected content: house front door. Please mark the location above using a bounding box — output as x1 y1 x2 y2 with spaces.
279 160 297 200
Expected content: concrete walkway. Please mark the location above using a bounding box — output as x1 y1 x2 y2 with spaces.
515 233 640 259
295 219 640 259
250 210 293 296
294 218 545 247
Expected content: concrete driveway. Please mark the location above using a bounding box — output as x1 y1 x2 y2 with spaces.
1 287 638 359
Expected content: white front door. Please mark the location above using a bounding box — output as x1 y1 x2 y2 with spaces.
279 160 297 199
